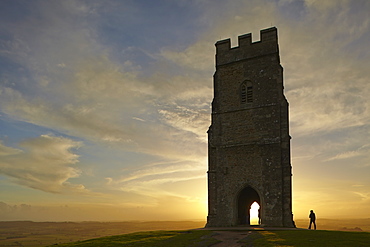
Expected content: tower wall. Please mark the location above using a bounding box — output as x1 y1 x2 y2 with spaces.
206 27 295 227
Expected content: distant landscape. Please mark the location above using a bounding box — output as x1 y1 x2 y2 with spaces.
294 218 370 232
0 221 205 247
1 218 369 247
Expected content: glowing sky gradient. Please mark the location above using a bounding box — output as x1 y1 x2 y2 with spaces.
0 0 369 221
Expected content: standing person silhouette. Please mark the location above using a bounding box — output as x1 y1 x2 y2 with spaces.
308 210 316 230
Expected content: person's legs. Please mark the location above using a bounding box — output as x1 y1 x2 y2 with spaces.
313 221 316 230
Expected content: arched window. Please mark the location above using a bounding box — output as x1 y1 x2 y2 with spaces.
241 81 253 104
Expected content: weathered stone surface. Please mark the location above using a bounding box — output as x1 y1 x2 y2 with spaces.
206 27 295 227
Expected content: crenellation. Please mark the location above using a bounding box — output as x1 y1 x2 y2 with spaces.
238 33 252 47
215 39 231 53
215 27 279 66
261 27 278 42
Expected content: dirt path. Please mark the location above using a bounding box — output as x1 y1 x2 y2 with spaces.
211 231 255 247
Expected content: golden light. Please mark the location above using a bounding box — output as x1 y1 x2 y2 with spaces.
250 201 260 225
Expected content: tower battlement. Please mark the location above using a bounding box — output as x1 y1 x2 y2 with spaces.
215 27 278 66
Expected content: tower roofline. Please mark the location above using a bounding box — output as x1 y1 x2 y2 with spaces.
215 27 278 66
215 27 277 48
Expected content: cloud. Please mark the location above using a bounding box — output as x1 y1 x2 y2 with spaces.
0 198 206 221
352 191 370 201
98 162 207 214
159 105 210 142
324 144 370 168
0 135 88 194
0 41 212 166
303 0 349 11
160 41 214 71
0 140 22 156
280 9 370 137
293 178 370 218
326 150 360 161
0 0 213 164
106 160 206 198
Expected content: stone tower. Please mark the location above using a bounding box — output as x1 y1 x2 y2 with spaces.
206 27 295 227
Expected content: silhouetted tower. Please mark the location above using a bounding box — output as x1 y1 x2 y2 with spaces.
206 27 295 227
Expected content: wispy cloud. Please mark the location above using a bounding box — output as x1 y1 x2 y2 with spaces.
106 160 206 199
160 41 214 71
352 191 370 201
0 140 22 156
325 144 370 162
0 135 87 194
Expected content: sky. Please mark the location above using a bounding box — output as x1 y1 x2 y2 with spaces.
0 0 369 222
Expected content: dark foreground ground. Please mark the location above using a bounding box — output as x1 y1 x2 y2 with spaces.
53 229 370 247
0 219 369 247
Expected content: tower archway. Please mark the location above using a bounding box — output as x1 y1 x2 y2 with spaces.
237 186 261 225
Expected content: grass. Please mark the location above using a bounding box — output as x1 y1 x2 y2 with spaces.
50 229 370 247
0 220 206 246
52 230 219 247
250 230 370 247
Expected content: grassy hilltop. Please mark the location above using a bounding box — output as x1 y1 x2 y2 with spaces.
1 219 370 246
52 229 370 247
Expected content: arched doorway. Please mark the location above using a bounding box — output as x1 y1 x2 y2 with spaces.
237 186 261 225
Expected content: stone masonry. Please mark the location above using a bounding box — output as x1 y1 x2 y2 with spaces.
206 27 295 227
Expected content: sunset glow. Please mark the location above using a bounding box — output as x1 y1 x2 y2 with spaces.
250 202 260 225
0 0 370 222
